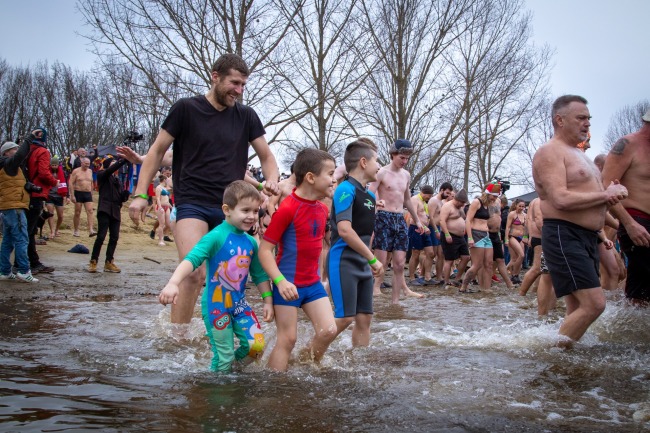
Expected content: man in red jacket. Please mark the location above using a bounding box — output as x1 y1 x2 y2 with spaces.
25 128 58 274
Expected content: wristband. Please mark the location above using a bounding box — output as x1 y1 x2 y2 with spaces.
368 256 378 265
434 229 440 233
444 233 451 238
257 182 264 191
261 291 273 299
523 235 529 239
468 237 474 242
272 275 285 285
134 193 148 200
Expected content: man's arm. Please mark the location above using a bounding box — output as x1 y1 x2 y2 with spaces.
403 182 425 233
133 130 174 196
250 136 279 196
601 138 650 246
533 146 625 210
68 169 77 200
439 204 451 242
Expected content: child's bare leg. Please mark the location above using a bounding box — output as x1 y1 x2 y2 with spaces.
351 313 372 347
267 305 298 372
302 297 337 363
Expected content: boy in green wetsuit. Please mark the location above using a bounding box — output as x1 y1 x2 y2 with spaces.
159 180 274 372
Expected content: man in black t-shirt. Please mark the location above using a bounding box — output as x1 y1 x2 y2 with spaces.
129 53 279 324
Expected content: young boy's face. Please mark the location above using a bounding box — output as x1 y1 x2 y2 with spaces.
224 197 260 232
311 159 336 199
363 154 381 182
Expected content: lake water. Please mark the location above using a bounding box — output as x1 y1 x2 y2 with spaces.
1 275 649 432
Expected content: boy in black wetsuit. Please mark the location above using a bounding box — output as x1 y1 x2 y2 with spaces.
328 140 384 346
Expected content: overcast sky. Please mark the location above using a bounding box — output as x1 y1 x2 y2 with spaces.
1 0 648 192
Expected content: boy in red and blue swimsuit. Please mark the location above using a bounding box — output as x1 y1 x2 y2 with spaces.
259 148 337 372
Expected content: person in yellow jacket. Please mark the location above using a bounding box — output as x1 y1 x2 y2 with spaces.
0 130 43 282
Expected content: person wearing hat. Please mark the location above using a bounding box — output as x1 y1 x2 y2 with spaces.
0 131 44 283
88 156 130 273
24 127 59 274
45 156 69 238
438 188 471 288
601 107 650 305
369 138 426 304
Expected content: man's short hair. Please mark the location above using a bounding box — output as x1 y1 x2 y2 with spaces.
223 180 262 209
420 185 434 195
551 95 588 127
212 53 250 77
439 182 453 192
293 148 335 186
344 140 377 173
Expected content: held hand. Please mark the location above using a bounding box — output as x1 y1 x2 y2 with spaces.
263 180 280 196
129 197 148 224
370 260 384 278
376 199 385 210
159 283 179 306
263 303 275 322
278 279 299 301
625 220 650 248
603 239 614 250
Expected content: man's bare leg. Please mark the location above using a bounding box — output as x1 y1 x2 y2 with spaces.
373 249 389 295
495 259 515 289
558 287 606 343
435 245 444 280
392 250 423 301
171 218 209 323
537 274 556 316
408 249 421 281
84 202 95 234
423 247 434 281
73 203 82 234
519 246 542 295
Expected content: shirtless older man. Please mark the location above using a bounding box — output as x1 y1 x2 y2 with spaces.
370 139 426 304
68 157 96 237
439 188 471 287
602 108 650 304
428 182 453 284
533 95 628 344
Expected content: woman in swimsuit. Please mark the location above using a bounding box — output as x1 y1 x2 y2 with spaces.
505 199 527 284
155 174 173 246
461 184 501 293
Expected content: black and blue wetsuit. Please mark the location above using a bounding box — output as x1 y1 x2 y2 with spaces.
328 176 376 318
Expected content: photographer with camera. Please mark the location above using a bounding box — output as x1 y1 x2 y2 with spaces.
0 130 46 282
24 128 59 274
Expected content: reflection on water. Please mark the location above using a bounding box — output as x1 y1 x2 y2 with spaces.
1 286 649 432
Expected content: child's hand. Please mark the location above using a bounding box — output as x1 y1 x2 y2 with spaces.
370 260 384 278
263 303 275 322
159 283 179 306
278 280 299 301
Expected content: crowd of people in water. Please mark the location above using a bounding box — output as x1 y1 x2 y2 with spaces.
1 54 648 373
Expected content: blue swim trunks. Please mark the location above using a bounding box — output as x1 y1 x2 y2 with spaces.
372 211 409 252
408 224 433 250
272 280 328 308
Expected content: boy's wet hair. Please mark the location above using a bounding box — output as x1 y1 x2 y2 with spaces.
223 180 262 208
344 139 377 173
293 148 335 186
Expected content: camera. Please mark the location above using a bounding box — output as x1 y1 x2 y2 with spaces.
494 176 510 193
123 130 144 145
24 182 43 193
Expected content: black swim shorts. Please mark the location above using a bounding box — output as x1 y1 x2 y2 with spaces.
542 218 600 298
441 233 469 261
74 191 93 204
618 211 650 302
489 231 504 260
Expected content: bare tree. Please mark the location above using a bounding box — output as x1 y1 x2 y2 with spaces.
78 0 301 134
603 99 649 150
269 0 367 160
351 0 471 185
445 0 551 192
